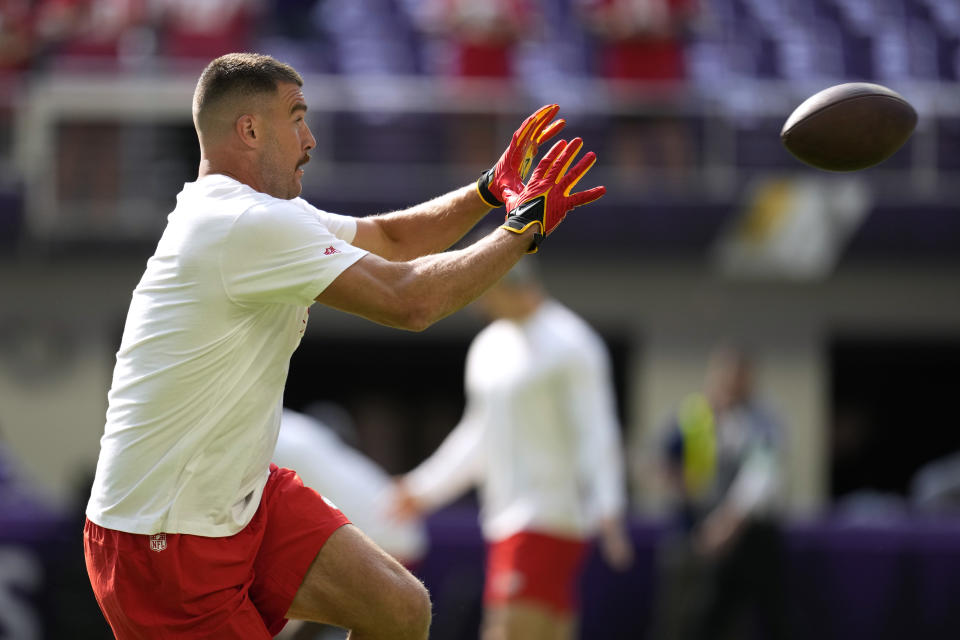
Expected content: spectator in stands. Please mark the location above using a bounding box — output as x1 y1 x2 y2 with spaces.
578 0 693 81
576 0 697 183
652 345 789 640
30 0 154 219
0 0 34 187
391 260 633 640
33 0 152 70
152 0 259 67
0 0 35 73
412 0 538 167
415 0 534 79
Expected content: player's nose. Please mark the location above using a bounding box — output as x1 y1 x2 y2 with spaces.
303 125 317 152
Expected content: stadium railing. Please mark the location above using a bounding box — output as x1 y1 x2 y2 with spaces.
10 73 960 243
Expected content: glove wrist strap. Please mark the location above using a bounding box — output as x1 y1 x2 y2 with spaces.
499 224 544 253
476 168 504 208
500 197 546 253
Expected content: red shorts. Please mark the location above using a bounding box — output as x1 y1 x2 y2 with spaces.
84 464 350 639
484 530 590 615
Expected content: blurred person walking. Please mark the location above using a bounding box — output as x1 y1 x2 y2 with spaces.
274 406 429 640
83 52 606 639
652 346 789 640
274 406 428 567
392 262 633 640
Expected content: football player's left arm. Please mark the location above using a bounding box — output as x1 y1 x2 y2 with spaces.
569 340 634 571
352 185 490 261
352 105 565 261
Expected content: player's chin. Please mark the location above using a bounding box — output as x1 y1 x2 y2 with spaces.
289 173 304 198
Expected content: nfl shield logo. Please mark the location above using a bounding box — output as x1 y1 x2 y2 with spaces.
149 533 167 553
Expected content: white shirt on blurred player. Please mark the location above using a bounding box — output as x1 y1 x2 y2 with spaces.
274 409 428 564
86 174 367 537
404 300 627 542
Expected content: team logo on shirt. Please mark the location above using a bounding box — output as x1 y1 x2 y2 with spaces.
491 570 525 597
324 246 340 255
149 533 167 552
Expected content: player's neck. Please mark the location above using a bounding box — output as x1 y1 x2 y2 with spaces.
507 294 545 323
197 156 258 192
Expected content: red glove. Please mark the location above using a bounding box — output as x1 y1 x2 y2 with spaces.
476 104 566 208
500 138 606 253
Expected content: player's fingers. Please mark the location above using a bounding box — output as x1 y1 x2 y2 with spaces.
513 107 560 175
515 104 558 147
559 150 597 195
547 137 584 183
510 107 559 174
529 104 560 134
508 111 537 149
566 185 607 209
531 139 567 182
535 118 566 145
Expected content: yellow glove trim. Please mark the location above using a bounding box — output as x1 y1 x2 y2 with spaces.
563 154 596 197
555 138 583 186
499 219 544 235
475 180 502 209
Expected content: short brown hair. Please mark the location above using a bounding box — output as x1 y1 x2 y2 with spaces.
193 53 303 132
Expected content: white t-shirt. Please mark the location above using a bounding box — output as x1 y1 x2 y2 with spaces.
274 409 428 563
405 301 627 542
86 174 367 536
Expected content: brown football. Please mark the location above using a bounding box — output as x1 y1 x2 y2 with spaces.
780 82 917 171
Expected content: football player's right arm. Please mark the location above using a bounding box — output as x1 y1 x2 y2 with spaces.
319 134 605 331
316 226 533 331
396 400 486 517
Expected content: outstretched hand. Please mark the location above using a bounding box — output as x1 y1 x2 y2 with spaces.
477 104 566 208
595 515 635 571
387 479 424 523
499 137 606 253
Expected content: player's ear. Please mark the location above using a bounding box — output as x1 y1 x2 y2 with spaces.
235 114 260 149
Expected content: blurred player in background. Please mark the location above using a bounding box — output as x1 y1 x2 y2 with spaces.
274 406 428 640
653 346 789 640
392 261 633 640
275 406 427 567
83 52 606 639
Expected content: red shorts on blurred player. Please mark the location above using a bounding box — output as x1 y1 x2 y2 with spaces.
84 464 350 639
484 530 590 614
